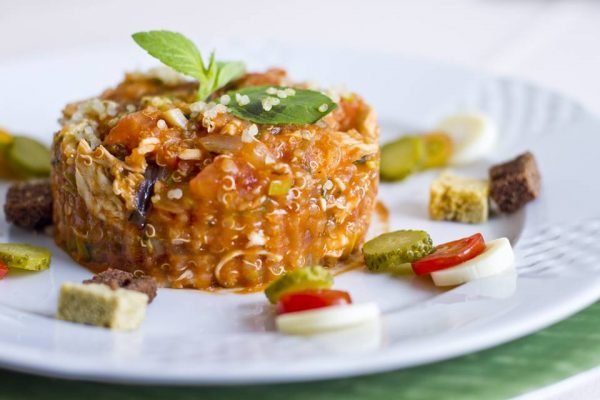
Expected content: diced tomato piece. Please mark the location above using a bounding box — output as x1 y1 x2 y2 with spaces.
190 157 262 206
105 110 160 150
412 233 486 275
0 261 7 280
276 289 352 315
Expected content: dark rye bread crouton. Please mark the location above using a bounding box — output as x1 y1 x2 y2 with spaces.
4 179 53 230
83 268 157 303
489 152 541 213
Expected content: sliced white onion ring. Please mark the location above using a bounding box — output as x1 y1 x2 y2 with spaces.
436 112 497 165
276 302 381 335
431 238 515 287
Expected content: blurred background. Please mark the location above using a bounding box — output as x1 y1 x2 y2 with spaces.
2 0 600 114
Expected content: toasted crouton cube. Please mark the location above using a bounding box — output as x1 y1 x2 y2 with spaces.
57 283 148 331
489 152 541 213
83 268 158 303
429 173 489 224
4 179 53 230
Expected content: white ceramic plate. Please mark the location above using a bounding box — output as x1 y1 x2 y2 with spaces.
0 40 599 385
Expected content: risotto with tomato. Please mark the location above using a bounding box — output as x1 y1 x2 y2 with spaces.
51 68 379 289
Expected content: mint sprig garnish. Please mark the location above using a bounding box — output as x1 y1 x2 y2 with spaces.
132 31 338 124
226 86 337 125
132 30 245 101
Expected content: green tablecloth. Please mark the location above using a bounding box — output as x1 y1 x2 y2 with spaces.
3 302 600 400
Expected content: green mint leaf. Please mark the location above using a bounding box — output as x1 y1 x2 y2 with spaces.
132 31 206 81
198 51 218 101
132 31 247 101
216 61 246 89
226 86 337 125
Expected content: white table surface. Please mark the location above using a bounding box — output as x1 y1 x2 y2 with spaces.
1 0 599 398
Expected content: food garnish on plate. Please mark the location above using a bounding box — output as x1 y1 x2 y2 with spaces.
56 269 158 330
0 127 51 180
83 268 158 303
381 110 541 223
379 112 496 182
0 243 51 272
363 231 516 288
429 172 490 224
435 113 497 165
426 151 541 224
4 179 53 230
489 151 541 213
263 266 380 335
380 132 453 181
362 230 433 274
57 282 149 331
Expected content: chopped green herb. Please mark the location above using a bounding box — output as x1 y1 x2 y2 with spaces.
268 179 292 196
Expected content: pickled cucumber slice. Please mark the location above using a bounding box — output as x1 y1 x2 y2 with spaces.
7 136 51 177
362 230 433 272
265 265 333 304
0 243 51 271
388 262 414 275
423 132 453 169
380 136 424 181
